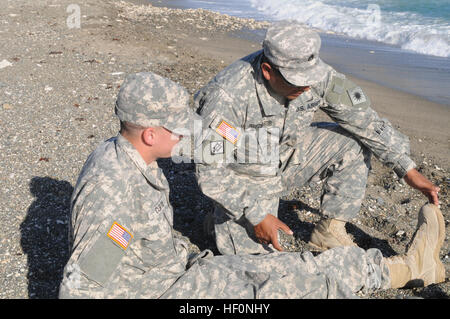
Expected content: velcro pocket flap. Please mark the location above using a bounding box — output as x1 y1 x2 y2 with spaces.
78 234 126 287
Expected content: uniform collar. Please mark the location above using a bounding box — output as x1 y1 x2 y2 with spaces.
254 54 287 116
116 134 167 190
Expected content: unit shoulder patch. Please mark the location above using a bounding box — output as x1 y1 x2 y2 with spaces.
325 75 370 110
347 86 367 106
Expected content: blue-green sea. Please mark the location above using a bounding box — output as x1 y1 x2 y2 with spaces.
166 0 450 58
155 0 450 104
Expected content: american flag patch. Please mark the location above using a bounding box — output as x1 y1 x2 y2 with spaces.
216 120 239 144
107 222 133 250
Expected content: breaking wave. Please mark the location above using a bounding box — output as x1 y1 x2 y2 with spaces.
249 0 450 58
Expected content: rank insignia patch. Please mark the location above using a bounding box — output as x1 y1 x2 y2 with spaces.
216 120 239 144
210 141 224 155
347 87 367 106
107 222 133 250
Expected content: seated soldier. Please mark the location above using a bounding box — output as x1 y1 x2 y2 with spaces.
58 72 446 299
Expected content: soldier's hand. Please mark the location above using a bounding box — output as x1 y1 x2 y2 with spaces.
404 168 440 206
254 214 293 251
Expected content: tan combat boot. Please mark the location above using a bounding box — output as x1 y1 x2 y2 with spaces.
385 204 446 288
308 218 356 251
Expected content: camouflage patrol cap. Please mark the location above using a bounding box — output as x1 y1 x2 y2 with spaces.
115 72 198 133
263 20 331 86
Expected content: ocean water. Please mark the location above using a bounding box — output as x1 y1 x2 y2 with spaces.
250 0 450 58
164 0 450 58
157 0 450 105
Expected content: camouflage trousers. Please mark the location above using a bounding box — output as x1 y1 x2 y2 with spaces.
161 246 390 298
209 123 371 255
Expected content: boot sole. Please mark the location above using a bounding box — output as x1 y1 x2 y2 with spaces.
432 205 446 284
422 204 446 285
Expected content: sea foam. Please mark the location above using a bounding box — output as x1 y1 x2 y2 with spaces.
249 0 450 58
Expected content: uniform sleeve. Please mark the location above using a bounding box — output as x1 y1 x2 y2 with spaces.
318 71 416 178
68 179 133 287
70 181 110 252
194 85 283 225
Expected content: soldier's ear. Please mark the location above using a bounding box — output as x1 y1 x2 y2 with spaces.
142 127 156 146
261 62 273 81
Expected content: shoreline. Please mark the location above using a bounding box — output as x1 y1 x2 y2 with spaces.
148 0 450 106
0 0 448 299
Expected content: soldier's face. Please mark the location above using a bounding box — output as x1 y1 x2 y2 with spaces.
261 63 310 100
155 127 181 158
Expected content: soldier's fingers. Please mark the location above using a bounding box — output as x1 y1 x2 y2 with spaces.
429 192 439 206
271 234 284 252
277 220 293 236
422 186 439 206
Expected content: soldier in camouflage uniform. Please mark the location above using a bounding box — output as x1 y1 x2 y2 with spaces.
58 72 445 298
194 20 440 255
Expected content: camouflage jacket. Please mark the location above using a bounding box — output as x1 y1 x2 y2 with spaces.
59 134 189 298
58 134 388 299
194 50 416 226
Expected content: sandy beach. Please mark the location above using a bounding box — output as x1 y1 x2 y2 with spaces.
0 0 448 299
